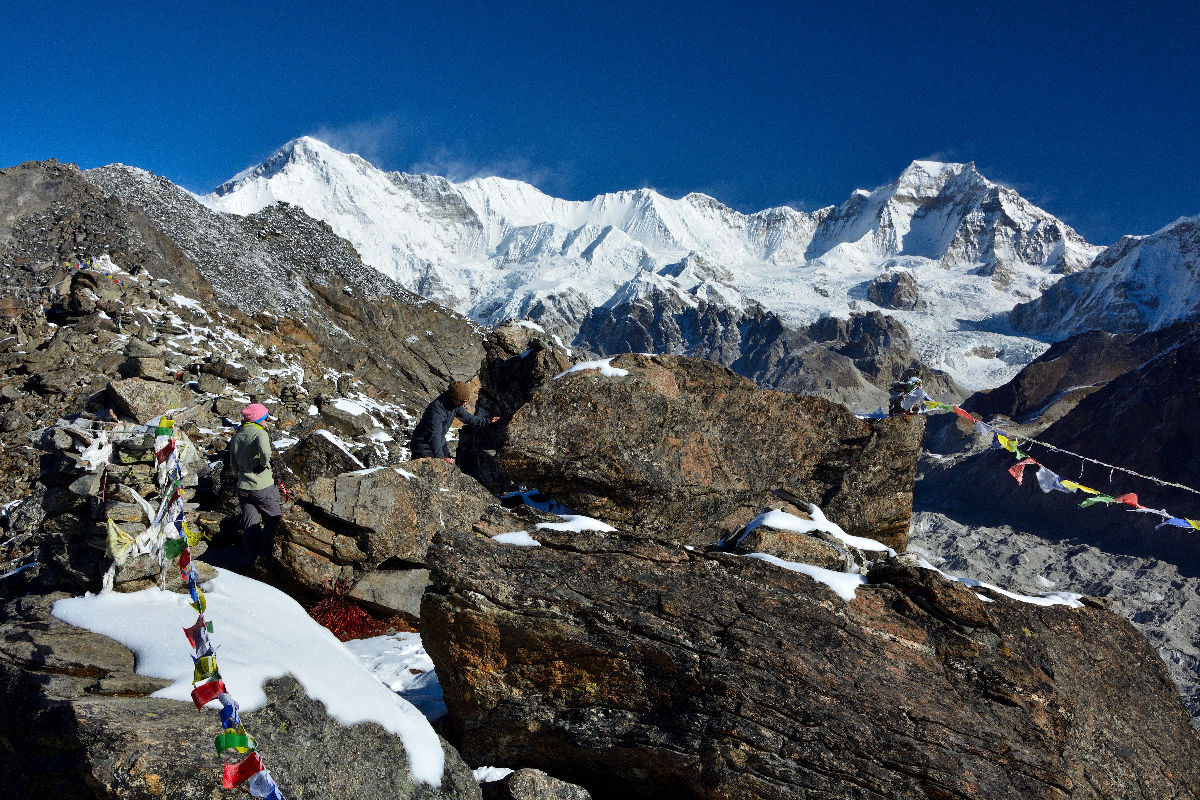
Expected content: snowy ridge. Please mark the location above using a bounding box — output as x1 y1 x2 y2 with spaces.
202 137 1116 389
1011 214 1200 339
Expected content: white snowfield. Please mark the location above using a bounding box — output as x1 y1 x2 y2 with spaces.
198 137 1177 391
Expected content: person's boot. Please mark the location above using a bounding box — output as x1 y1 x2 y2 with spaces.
241 523 263 569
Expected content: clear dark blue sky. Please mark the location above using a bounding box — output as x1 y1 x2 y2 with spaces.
3 1 1197 244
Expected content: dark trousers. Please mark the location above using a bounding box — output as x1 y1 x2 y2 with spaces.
238 485 281 556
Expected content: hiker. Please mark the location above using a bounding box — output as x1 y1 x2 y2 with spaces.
229 402 281 560
409 380 500 462
888 373 922 416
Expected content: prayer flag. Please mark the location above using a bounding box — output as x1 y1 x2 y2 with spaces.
1034 466 1070 493
183 616 213 648
155 419 175 437
220 697 242 729
1080 493 1117 509
106 519 135 565
222 752 264 789
190 679 226 711
902 387 931 412
215 726 257 754
1114 493 1142 508
973 421 993 438
178 548 191 575
190 591 206 614
1008 458 1039 485
1061 481 1100 495
248 769 285 800
193 655 219 683
155 439 175 464
163 537 187 559
953 406 976 423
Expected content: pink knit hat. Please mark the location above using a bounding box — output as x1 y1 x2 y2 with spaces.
241 403 269 423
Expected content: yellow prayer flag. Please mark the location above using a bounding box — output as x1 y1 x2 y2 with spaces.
1061 481 1100 495
1188 520 1200 531
106 519 135 565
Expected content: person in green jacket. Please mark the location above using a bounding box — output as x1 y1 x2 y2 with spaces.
229 403 280 560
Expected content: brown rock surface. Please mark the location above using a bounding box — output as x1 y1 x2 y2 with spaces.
422 528 1200 800
275 459 497 599
496 353 924 550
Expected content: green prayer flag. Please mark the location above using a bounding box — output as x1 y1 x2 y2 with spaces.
163 537 187 558
1079 494 1116 508
214 730 257 754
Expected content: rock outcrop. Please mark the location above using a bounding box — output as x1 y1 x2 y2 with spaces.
0 593 482 800
422 528 1200 800
276 459 498 599
496 354 924 550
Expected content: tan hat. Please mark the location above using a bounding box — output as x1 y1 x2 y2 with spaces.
448 381 471 404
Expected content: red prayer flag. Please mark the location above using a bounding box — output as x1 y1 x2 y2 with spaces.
178 548 191 575
1114 493 1141 508
223 752 264 788
155 439 175 464
1008 457 1039 485
952 406 976 423
190 679 226 711
183 615 208 648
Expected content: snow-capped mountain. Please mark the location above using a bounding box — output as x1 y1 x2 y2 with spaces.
204 137 1105 389
1010 214 1200 339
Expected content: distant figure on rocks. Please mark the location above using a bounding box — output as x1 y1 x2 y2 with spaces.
889 372 922 416
229 402 281 561
409 381 500 463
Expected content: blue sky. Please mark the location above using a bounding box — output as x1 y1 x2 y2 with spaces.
2 1 1196 245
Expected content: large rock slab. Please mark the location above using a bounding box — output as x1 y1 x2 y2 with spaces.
106 377 184 422
496 353 924 550
275 459 497 600
422 528 1200 800
0 592 482 800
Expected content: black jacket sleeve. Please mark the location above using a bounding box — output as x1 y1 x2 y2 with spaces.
454 405 491 429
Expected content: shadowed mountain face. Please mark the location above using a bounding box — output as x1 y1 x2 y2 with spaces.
919 322 1200 572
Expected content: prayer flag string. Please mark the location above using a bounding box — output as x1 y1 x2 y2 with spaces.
898 386 1198 529
102 415 286 798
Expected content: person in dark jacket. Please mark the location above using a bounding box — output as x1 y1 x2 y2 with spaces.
409 381 499 461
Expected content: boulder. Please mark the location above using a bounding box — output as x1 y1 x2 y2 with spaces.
274 459 497 600
106 378 184 422
0 593 482 800
116 356 167 380
496 354 923 550
458 323 574 492
481 768 591 800
278 428 367 484
422 527 1200 800
349 568 432 618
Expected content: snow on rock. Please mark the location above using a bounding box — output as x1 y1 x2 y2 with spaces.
344 632 446 721
491 531 541 547
535 515 617 533
554 357 630 379
744 505 896 555
742 552 868 600
52 569 446 785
